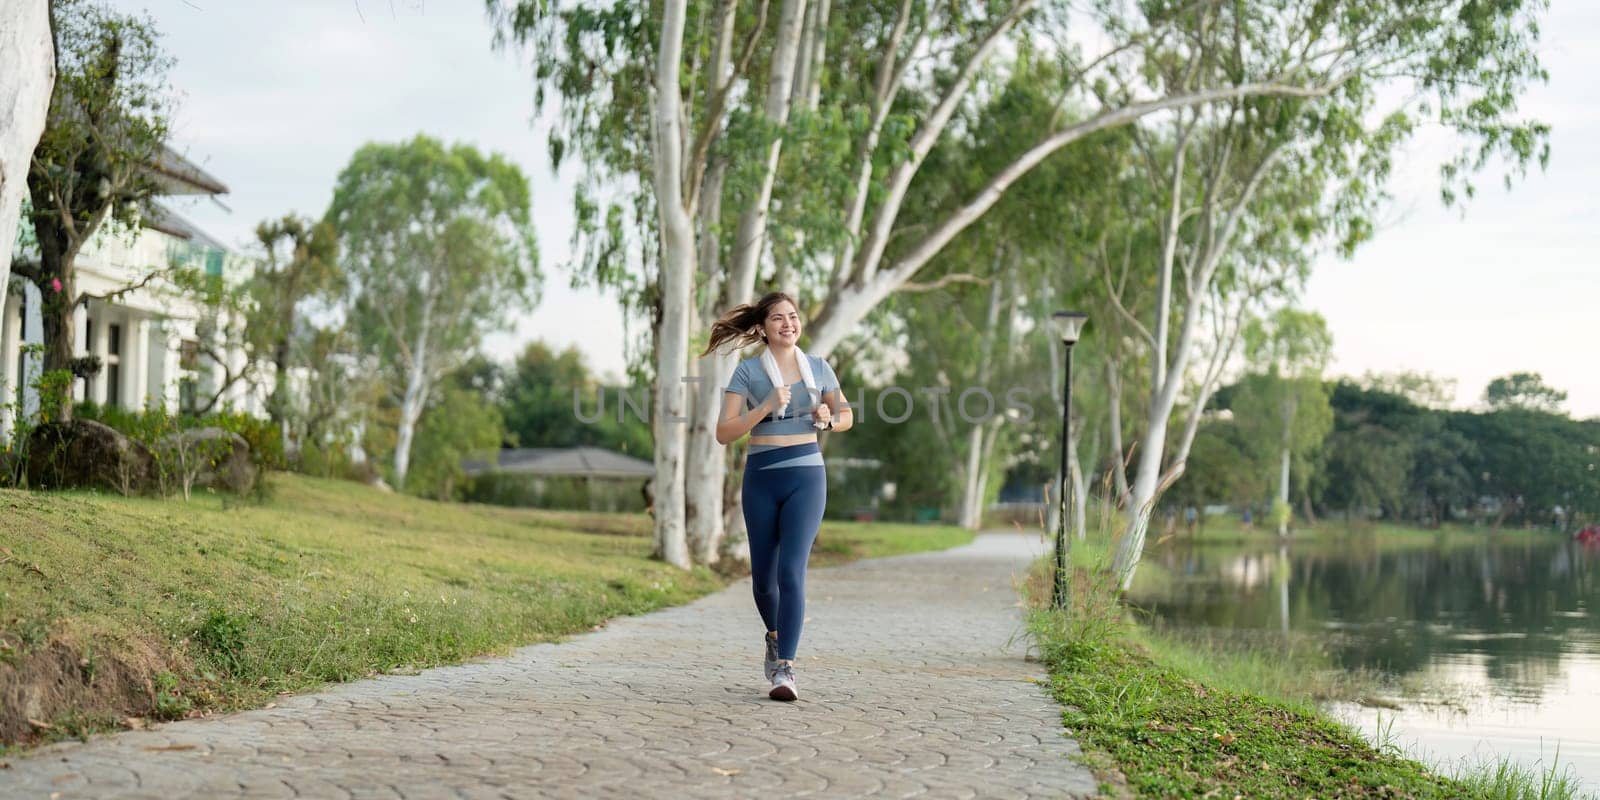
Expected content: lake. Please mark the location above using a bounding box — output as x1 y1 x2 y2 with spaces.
1129 532 1600 788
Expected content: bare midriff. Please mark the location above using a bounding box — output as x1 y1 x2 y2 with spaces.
749 433 818 447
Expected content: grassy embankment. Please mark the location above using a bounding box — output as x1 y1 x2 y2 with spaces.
1024 534 1593 799
0 473 973 750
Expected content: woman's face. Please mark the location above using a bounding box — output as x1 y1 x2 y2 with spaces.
762 300 801 347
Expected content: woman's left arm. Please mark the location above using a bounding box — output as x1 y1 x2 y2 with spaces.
821 388 853 432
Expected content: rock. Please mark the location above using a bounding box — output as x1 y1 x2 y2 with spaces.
23 419 156 494
155 427 256 495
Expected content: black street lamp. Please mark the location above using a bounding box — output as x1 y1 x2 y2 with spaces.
1049 310 1087 610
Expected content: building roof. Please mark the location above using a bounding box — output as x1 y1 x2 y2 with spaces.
142 200 230 252
463 446 655 479
148 144 229 196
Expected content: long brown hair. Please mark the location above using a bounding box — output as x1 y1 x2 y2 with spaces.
701 291 798 357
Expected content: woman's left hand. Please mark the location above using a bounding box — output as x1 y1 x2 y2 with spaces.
812 403 832 429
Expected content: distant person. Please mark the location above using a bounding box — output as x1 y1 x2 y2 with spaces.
1241 507 1253 531
1185 505 1199 535
704 291 852 701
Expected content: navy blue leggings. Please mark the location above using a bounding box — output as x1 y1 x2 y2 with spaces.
742 442 828 661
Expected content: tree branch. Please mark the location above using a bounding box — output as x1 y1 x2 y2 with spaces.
896 272 992 293
877 78 1343 295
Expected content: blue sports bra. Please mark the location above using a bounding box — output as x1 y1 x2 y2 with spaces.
723 354 840 436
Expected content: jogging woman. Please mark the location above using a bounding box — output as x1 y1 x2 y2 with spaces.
705 291 852 701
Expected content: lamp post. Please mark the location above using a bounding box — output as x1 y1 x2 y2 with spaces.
1049 311 1087 610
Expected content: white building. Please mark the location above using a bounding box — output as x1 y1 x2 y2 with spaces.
2 146 267 442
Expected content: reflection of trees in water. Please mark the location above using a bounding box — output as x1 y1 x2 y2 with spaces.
1135 539 1598 702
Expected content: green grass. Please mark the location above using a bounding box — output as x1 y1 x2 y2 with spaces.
0 473 971 747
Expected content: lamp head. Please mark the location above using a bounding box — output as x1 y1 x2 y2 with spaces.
1050 311 1088 344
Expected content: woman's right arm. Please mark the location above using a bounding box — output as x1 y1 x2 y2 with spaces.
716 391 775 445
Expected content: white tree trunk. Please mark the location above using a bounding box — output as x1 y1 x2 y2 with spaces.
1067 412 1088 541
725 0 807 285
685 160 728 564
687 350 730 563
0 0 53 323
650 0 694 569
1105 360 1130 505
1277 443 1292 536
392 297 433 490
958 423 985 529
679 0 807 566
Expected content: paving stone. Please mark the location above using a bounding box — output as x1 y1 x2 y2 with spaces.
0 533 1096 798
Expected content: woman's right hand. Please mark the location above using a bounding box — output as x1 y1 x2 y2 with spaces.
765 384 792 414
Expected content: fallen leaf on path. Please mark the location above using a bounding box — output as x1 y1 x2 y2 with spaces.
123 717 146 730
1212 733 1237 745
712 767 740 776
144 744 197 752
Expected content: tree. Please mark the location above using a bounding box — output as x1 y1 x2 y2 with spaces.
499 341 653 457
159 264 262 414
1484 371 1566 413
1361 370 1457 409
406 366 507 502
0 0 54 312
494 0 1550 570
1100 0 1550 588
1238 309 1335 535
253 215 339 444
15 0 175 420
324 135 539 490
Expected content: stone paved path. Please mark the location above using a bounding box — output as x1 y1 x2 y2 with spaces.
1 533 1096 798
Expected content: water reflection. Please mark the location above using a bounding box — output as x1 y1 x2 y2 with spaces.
1130 535 1600 782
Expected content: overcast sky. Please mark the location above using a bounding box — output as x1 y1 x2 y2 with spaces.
126 0 1598 419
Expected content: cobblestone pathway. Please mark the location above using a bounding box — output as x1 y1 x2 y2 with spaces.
2 533 1096 798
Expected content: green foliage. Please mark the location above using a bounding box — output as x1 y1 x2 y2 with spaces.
498 342 652 456
195 609 249 675
1484 371 1568 413
404 378 506 502
76 403 283 471
465 474 647 513
325 134 540 372
151 672 192 721
31 370 74 425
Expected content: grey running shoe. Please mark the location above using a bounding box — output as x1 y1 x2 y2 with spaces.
764 635 781 682
769 661 798 702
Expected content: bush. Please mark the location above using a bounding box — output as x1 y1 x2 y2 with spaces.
207 412 284 471
73 403 280 497
464 472 647 512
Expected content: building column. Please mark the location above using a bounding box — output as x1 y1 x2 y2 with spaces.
90 305 109 405
1 293 19 440
18 282 42 422
162 329 181 411
72 303 88 403
126 317 150 410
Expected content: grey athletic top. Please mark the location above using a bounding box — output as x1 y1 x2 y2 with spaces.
724 354 840 437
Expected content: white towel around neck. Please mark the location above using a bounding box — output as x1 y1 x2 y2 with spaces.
760 345 817 419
